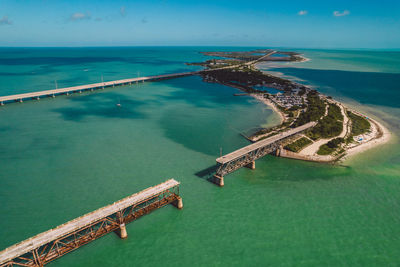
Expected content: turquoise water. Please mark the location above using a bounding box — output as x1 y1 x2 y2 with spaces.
0 47 400 266
270 53 290 58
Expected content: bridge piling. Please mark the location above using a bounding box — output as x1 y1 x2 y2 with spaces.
213 175 224 187
245 161 255 170
119 224 128 239
276 146 283 156
172 196 183 209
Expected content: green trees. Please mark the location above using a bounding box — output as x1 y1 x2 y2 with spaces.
306 103 343 140
284 137 312 152
317 138 345 155
347 111 371 136
292 92 325 127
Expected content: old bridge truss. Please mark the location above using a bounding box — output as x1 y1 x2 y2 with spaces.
1 184 180 267
216 142 281 177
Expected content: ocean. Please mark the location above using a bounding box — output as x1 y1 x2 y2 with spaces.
0 47 399 266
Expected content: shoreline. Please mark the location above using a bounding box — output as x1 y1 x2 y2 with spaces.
248 61 392 163
251 94 286 124
341 115 392 161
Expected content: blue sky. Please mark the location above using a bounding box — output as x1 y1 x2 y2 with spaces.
0 0 400 48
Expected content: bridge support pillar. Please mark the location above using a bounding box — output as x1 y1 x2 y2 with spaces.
213 175 224 187
246 161 255 170
276 145 283 156
119 223 128 239
0 101 3 106
173 196 183 209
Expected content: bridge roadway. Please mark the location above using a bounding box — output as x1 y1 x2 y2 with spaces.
0 179 182 267
0 72 198 105
214 122 317 186
0 51 276 105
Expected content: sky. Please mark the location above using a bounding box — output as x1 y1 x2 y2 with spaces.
0 0 400 48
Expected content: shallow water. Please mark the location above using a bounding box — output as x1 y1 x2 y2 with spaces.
0 47 400 266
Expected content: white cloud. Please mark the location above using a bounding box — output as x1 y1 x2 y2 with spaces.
70 12 91 21
0 16 12 25
298 10 308 16
120 6 126 17
333 10 350 17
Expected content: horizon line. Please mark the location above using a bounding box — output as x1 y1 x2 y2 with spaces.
0 45 399 51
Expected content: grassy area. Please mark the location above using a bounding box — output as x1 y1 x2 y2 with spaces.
292 92 326 127
317 138 345 155
284 137 312 152
307 103 343 140
347 111 371 141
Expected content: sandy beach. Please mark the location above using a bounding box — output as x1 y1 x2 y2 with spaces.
342 117 392 160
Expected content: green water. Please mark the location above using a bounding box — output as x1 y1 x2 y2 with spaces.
0 48 400 266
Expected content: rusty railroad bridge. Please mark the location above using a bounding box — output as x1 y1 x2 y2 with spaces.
0 179 182 267
213 122 316 186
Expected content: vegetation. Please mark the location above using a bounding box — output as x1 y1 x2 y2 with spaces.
306 103 343 140
202 68 303 92
317 138 345 155
292 92 325 127
326 103 343 121
200 50 304 63
347 111 371 137
284 137 312 152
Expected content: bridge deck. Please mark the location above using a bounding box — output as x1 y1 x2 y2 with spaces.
216 122 316 164
0 179 179 265
0 72 197 103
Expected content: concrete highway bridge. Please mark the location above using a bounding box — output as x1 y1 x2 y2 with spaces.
0 179 182 267
0 51 276 106
0 72 198 105
214 122 317 186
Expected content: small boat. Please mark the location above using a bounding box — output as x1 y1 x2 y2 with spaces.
116 98 121 107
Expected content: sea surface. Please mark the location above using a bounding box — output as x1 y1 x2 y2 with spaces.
0 47 399 266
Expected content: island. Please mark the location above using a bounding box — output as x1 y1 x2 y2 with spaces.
190 49 391 163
